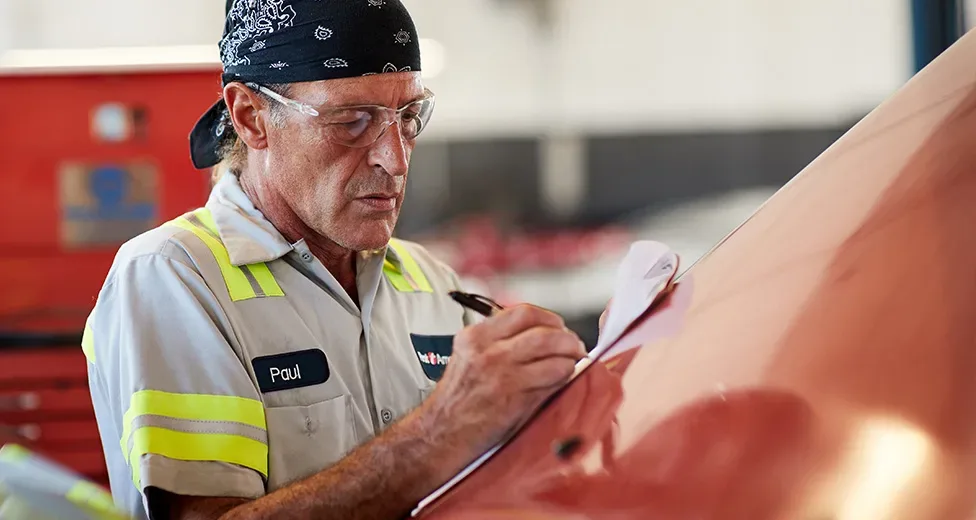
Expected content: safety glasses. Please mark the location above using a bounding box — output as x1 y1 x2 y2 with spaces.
246 82 436 148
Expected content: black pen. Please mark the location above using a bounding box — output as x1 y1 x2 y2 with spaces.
448 291 505 317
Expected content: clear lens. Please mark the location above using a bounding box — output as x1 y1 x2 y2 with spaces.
399 97 434 140
327 109 374 142
322 94 435 146
256 83 436 147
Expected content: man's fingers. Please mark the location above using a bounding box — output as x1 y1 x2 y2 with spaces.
477 304 566 341
599 298 613 332
520 356 578 391
506 327 586 364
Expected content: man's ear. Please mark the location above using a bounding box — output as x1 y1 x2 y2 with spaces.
223 83 269 151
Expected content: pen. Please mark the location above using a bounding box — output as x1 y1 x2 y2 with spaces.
448 291 505 317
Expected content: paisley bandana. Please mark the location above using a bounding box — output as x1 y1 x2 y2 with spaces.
190 0 423 169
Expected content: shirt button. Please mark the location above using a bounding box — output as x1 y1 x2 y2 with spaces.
300 251 314 263
380 409 394 424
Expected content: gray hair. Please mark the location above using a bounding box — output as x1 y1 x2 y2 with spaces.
216 83 294 173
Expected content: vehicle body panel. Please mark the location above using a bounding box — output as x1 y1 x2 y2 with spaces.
418 26 976 520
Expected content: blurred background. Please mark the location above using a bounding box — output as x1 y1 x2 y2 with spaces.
0 0 971 486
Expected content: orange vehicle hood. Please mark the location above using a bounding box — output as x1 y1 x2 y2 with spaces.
418 27 976 520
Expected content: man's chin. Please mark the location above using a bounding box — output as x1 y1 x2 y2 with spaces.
340 222 397 252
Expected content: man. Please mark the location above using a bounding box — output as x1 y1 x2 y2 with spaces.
83 1 586 520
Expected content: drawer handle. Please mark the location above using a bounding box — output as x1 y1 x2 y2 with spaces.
17 424 41 441
0 392 40 411
0 424 41 441
18 393 40 410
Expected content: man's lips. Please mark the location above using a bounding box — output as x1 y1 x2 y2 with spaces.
355 193 398 211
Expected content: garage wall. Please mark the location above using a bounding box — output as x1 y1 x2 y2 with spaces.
408 0 913 136
0 0 913 137
0 0 223 50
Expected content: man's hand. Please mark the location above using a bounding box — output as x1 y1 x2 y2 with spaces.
427 304 587 453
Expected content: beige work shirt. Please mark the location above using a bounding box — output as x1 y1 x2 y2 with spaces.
84 173 477 519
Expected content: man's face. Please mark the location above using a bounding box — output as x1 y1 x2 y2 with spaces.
259 72 425 251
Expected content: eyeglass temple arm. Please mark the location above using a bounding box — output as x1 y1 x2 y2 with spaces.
244 82 320 117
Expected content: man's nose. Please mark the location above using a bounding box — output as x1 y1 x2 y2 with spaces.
368 121 410 177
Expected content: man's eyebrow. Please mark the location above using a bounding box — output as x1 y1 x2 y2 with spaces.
402 92 427 104
325 93 426 108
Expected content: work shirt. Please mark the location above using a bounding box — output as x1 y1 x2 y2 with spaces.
84 173 477 519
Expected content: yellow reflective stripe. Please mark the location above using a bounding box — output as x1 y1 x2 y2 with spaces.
168 208 284 300
387 239 433 293
81 312 96 363
119 390 266 459
246 262 284 297
383 259 415 292
129 428 269 487
190 208 220 236
168 217 257 301
0 444 30 463
65 481 128 520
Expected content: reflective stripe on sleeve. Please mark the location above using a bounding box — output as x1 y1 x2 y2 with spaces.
385 239 433 293
81 312 96 363
118 390 269 487
127 428 268 488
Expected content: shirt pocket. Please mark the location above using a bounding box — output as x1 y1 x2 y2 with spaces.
264 395 357 491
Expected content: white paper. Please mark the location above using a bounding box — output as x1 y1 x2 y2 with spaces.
594 241 677 352
573 241 678 376
410 241 677 517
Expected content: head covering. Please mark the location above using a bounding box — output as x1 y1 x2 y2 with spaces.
189 0 423 169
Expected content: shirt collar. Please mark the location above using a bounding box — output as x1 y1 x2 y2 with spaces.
206 173 295 266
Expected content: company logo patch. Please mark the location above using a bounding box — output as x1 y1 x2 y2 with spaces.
410 334 454 381
251 349 330 393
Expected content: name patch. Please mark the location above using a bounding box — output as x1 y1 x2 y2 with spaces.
251 349 330 393
410 334 454 381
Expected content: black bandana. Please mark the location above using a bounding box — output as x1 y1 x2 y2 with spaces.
189 0 423 169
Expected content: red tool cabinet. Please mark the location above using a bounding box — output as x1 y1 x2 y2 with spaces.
0 347 105 482
0 63 222 487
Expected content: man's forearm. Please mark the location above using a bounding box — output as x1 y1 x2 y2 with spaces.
219 399 476 520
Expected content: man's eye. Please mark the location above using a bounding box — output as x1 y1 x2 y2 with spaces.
331 113 372 136
329 110 369 123
343 119 368 132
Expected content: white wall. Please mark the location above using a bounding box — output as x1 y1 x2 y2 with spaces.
0 0 223 50
410 0 914 136
0 0 914 137
553 0 912 131
0 0 11 55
